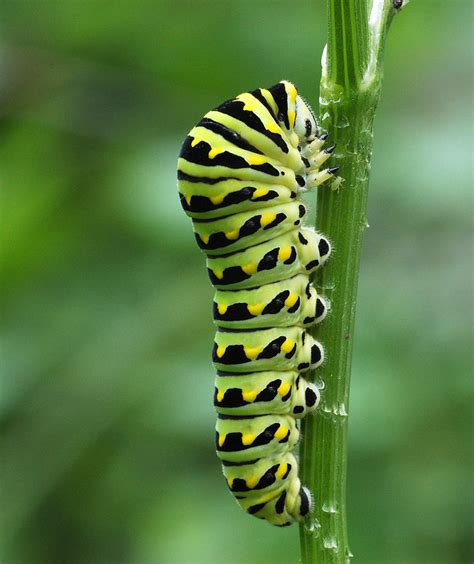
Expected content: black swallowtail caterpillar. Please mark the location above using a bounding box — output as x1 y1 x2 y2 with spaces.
177 81 337 526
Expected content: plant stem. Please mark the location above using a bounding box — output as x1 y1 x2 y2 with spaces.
299 1 405 562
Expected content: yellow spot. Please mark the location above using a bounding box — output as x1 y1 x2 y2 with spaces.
213 268 224 280
277 246 292 262
191 137 201 147
208 147 224 159
242 433 256 446
216 345 226 358
247 155 266 165
227 478 233 488
260 213 277 228
281 339 295 354
276 463 288 479
251 188 269 199
185 194 192 206
274 426 289 441
277 381 291 397
284 293 298 309
266 121 281 134
216 390 225 403
247 303 265 316
286 83 298 104
218 433 226 447
242 262 257 275
225 229 240 240
246 475 259 489
210 193 225 205
242 389 258 402
217 303 228 315
288 110 296 128
244 346 263 361
199 233 210 245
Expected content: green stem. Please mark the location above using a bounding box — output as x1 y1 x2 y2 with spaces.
299 1 405 562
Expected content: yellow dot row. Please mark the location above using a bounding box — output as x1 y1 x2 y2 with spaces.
210 245 293 281
197 211 281 245
215 339 295 362
216 292 299 317
182 186 272 210
218 426 289 448
226 462 289 490
215 381 292 404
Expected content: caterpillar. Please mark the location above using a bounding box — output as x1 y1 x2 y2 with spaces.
177 81 337 526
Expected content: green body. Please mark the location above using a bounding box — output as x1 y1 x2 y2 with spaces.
177 81 334 525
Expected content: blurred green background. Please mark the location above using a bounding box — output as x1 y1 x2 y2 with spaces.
0 1 472 563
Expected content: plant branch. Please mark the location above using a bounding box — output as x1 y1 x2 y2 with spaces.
299 1 406 562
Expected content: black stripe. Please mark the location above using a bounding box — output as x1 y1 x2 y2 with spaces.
218 413 264 420
296 175 305 187
192 214 233 224
177 170 238 185
213 342 249 365
212 273 303 294
180 137 250 169
251 88 278 121
198 117 264 155
255 336 286 360
216 422 281 452
214 301 252 323
217 98 290 155
217 409 283 420
248 502 266 515
275 491 287 514
261 290 289 315
179 186 280 215
216 369 254 376
208 265 251 286
215 387 246 408
287 297 300 314
216 326 265 334
221 458 260 467
268 83 290 129
306 259 320 271
299 487 310 516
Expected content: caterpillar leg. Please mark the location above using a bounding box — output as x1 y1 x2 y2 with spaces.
307 166 340 189
301 132 339 190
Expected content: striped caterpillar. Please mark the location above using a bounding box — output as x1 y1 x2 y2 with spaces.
177 81 336 526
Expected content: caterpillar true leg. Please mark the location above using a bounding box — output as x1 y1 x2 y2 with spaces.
178 81 335 525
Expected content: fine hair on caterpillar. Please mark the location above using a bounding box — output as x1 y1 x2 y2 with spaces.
177 80 336 526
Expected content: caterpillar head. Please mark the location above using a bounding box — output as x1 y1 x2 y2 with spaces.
294 96 318 145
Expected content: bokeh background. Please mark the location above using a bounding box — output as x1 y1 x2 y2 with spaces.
1 1 472 563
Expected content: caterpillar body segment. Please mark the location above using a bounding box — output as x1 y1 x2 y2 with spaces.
213 274 327 330
178 179 298 219
214 370 319 418
177 80 334 525
222 454 311 526
192 201 306 256
216 413 299 461
212 326 324 373
206 228 331 290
